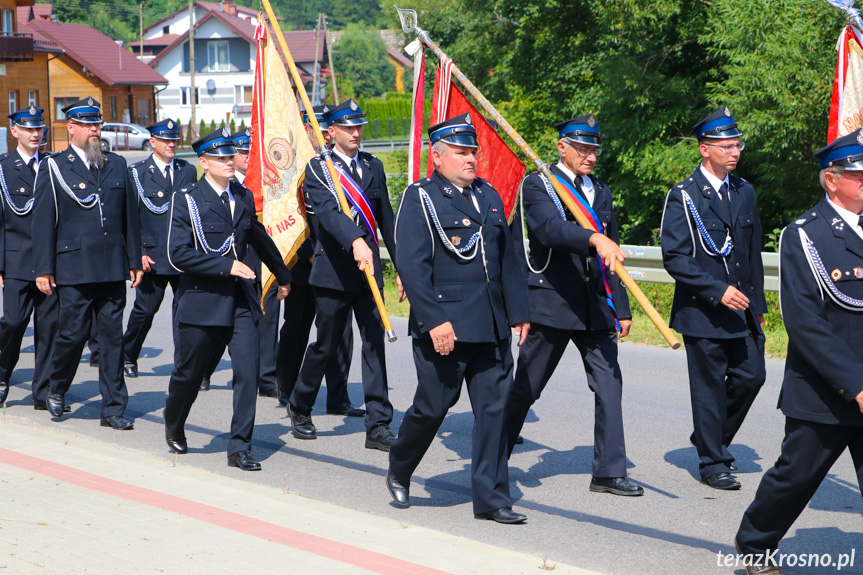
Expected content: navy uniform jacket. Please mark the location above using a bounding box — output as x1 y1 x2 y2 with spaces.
516 165 631 331
395 171 529 343
660 167 767 338
129 156 197 275
167 177 291 327
303 151 395 292
777 198 863 426
0 150 43 280
32 146 141 285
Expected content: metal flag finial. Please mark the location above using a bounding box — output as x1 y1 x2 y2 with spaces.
395 6 418 34
828 0 863 31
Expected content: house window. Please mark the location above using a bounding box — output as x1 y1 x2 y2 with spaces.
235 86 253 104
2 10 14 35
54 96 79 121
162 25 170 35
207 40 229 72
110 96 117 121
8 90 18 118
181 87 199 105
28 90 38 106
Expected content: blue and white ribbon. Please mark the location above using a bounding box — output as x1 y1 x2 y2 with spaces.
132 167 169 215
799 228 863 311
418 187 482 259
681 190 732 257
185 194 235 256
0 164 34 216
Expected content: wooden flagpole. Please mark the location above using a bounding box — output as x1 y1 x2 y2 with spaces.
260 0 397 342
395 6 680 349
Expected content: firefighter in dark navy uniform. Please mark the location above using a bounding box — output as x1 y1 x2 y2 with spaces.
121 118 197 379
287 99 396 451
387 113 531 523
660 106 767 490
32 97 143 429
275 106 358 413
734 130 863 575
505 114 642 496
0 106 58 408
163 129 291 471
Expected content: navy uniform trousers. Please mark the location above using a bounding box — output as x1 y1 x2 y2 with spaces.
165 290 260 455
507 326 626 476
736 198 863 556
0 279 58 402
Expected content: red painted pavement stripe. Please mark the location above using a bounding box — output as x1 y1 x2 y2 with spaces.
0 447 453 575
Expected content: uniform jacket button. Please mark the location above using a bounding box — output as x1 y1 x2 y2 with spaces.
418 321 424 327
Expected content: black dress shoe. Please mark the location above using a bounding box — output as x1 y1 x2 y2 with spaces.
123 363 138 378
514 435 524 445
474 507 527 524
34 402 71 413
0 381 8 404
735 540 783 574
47 393 65 417
729 463 738 472
365 426 395 451
386 468 409 507
327 402 366 417
258 387 279 398
166 436 188 454
100 415 134 430
228 450 261 471
89 357 99 367
199 377 210 391
702 471 741 490
288 406 317 439
589 476 645 496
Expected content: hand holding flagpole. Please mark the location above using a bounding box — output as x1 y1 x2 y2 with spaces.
395 6 680 350
260 0 397 342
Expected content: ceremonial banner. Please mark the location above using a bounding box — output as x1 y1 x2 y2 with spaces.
247 17 315 300
405 38 425 183
426 67 525 221
829 25 863 142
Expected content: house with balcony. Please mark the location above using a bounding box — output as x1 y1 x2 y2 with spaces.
1 0 59 152
17 5 167 149
144 0 326 128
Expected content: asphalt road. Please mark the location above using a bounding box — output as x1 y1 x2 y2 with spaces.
2 285 861 575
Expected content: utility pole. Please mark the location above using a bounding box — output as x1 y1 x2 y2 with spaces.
311 12 322 105
139 2 143 58
324 13 337 103
188 0 197 142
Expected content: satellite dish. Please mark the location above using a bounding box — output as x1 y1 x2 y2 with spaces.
206 79 216 94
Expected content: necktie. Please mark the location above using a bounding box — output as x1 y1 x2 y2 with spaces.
220 191 232 220
164 164 173 191
350 159 361 183
718 182 732 224
573 175 590 205
27 157 36 177
89 163 98 182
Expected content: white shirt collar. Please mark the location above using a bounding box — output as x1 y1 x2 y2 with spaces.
151 154 174 175
699 163 730 196
16 147 36 165
555 161 593 190
826 194 863 239
234 170 245 185
70 143 89 168
333 148 360 172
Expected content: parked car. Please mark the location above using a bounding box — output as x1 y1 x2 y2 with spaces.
100 123 152 151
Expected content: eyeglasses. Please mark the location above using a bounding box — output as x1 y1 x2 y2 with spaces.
566 141 602 157
704 141 746 153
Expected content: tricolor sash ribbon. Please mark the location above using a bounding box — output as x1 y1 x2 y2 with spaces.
319 159 379 247
539 173 619 330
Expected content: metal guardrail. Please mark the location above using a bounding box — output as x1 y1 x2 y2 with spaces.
380 242 780 292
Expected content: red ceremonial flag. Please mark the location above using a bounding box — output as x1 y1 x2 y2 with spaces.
829 25 863 143
426 67 525 221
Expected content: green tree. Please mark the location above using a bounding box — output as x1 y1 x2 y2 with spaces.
332 24 395 98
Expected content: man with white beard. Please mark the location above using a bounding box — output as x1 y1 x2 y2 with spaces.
32 97 142 428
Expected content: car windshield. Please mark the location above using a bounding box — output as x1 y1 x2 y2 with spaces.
129 124 149 134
